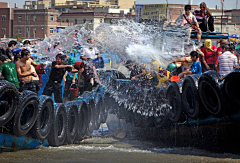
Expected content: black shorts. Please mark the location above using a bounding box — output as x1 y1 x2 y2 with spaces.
42 80 63 103
19 81 36 93
33 80 40 95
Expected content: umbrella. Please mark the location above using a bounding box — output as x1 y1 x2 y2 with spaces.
230 34 240 39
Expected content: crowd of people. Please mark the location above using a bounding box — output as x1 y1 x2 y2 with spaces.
0 38 102 103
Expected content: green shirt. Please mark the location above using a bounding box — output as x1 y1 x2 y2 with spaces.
0 62 19 88
66 56 78 81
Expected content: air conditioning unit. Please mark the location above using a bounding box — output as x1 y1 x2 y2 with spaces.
73 6 77 8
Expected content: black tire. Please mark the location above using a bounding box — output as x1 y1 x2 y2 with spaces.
87 99 95 134
125 110 134 123
0 80 19 126
12 90 39 137
101 93 110 123
198 70 226 118
166 81 186 123
75 100 88 140
182 75 202 119
94 95 103 130
65 101 78 144
30 95 53 140
223 68 240 108
47 103 67 147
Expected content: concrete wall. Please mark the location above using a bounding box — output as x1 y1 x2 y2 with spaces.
215 23 240 35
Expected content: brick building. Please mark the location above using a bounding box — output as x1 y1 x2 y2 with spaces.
13 9 72 39
59 11 125 30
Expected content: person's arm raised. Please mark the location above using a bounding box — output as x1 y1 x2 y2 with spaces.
55 64 73 68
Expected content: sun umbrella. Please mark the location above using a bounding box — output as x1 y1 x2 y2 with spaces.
230 34 240 39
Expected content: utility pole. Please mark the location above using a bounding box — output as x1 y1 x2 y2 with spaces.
221 0 224 32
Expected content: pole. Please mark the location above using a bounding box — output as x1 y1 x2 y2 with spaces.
221 1 223 32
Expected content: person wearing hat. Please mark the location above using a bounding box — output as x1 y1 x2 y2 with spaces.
125 60 146 80
63 56 78 102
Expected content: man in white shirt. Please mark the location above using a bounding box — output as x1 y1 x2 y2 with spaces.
218 44 238 76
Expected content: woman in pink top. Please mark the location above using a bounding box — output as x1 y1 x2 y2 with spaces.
199 39 217 72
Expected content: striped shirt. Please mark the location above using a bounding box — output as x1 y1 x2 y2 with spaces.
193 10 209 24
218 51 238 76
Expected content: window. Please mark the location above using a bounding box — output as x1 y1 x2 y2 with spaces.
50 28 54 34
66 19 69 23
26 28 29 33
50 15 54 21
100 19 102 23
26 15 29 21
216 27 220 32
33 15 36 21
18 28 21 34
1 28 6 34
18 16 21 22
62 20 64 22
83 18 86 23
1 15 6 21
75 19 77 24
226 27 229 33
90 20 92 23
33 28 36 34
236 16 239 21
62 8 66 12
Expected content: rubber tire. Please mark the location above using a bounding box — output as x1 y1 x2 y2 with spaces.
87 99 95 134
47 103 67 147
75 100 88 140
198 70 226 118
94 95 103 130
223 68 240 108
154 115 171 128
65 101 78 144
30 95 53 140
0 80 19 126
166 81 186 123
12 90 39 137
100 93 110 123
182 75 201 119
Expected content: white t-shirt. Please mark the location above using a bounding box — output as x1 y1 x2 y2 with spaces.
80 47 99 59
218 51 238 76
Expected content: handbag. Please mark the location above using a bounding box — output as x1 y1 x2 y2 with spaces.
93 57 104 69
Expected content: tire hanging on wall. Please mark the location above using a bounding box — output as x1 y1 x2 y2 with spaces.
94 95 103 130
182 75 202 119
0 80 19 126
30 95 53 140
75 100 88 140
64 101 78 144
12 90 39 137
166 81 186 123
223 68 240 108
87 99 95 134
198 70 226 118
47 103 67 147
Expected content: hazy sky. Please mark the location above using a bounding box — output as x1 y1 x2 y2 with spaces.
0 0 239 10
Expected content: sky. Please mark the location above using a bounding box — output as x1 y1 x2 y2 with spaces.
0 0 239 10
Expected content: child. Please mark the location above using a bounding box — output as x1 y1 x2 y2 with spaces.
178 51 202 78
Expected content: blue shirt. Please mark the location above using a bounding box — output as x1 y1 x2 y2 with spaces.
190 61 202 76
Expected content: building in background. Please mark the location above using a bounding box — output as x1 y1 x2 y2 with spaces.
24 0 51 9
59 8 125 31
13 9 72 39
